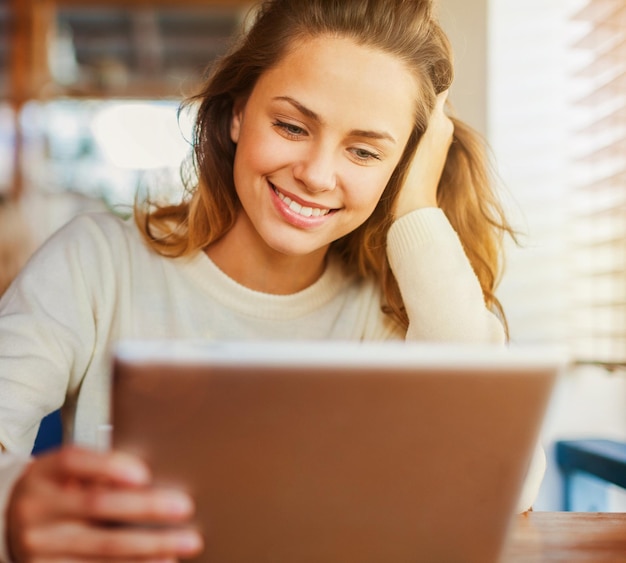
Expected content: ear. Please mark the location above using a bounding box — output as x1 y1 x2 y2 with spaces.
230 100 245 143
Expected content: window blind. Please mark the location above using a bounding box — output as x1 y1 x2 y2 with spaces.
489 0 626 368
569 0 626 367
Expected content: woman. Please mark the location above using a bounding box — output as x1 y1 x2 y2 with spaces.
0 0 536 560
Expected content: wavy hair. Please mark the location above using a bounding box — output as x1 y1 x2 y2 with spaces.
136 0 515 333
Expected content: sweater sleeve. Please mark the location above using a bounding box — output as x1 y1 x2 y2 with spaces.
386 207 505 343
0 215 117 561
0 216 104 455
388 208 546 512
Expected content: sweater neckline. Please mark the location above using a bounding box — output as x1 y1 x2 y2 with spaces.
178 250 354 320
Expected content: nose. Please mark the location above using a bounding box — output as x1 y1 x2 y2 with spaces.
292 143 338 193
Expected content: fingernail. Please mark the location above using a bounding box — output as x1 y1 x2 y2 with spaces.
112 454 150 483
165 491 194 516
122 462 150 483
129 466 151 484
178 531 203 553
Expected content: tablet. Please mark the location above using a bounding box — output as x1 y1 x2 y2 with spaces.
111 340 563 563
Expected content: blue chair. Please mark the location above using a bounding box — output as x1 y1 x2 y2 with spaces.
32 409 63 455
556 439 626 511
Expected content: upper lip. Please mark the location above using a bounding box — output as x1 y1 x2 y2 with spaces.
270 182 338 211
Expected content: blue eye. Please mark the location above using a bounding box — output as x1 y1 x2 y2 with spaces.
351 148 381 161
272 120 306 138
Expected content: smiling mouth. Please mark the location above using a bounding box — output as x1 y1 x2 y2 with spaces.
271 184 334 218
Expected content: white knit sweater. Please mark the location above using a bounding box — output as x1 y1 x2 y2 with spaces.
0 208 541 561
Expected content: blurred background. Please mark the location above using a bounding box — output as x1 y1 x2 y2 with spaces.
1 0 625 511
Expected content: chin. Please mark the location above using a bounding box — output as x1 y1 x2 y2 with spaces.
264 234 330 259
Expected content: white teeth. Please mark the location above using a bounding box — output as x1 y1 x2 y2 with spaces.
275 187 330 217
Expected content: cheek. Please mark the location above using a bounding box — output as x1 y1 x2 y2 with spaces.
232 141 269 198
235 127 292 178
344 168 395 213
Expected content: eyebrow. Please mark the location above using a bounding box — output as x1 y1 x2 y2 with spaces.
272 96 397 144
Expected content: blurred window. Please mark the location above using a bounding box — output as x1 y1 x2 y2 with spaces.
492 0 626 367
568 0 626 366
19 98 194 209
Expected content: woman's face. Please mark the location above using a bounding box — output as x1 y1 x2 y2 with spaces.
229 35 417 259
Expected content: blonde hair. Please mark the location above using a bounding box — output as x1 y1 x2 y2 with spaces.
136 0 514 333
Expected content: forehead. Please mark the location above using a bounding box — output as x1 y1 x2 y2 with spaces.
250 35 418 141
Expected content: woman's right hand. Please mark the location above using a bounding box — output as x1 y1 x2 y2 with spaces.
392 90 454 218
7 445 204 562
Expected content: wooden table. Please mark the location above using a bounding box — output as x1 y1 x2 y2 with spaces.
501 511 626 562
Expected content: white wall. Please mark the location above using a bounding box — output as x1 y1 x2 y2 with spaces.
438 0 488 137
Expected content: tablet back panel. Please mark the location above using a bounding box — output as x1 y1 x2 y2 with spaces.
112 341 561 563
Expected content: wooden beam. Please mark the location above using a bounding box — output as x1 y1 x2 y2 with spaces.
8 0 32 200
8 0 56 200
31 0 57 96
9 0 31 107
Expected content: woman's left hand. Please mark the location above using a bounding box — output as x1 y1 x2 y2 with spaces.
393 90 454 218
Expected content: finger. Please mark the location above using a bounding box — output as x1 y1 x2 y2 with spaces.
14 480 195 528
57 483 195 524
424 94 454 148
20 521 203 559
36 446 151 487
436 88 449 107
429 93 452 133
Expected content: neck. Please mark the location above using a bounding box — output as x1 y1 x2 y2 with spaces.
206 221 328 295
